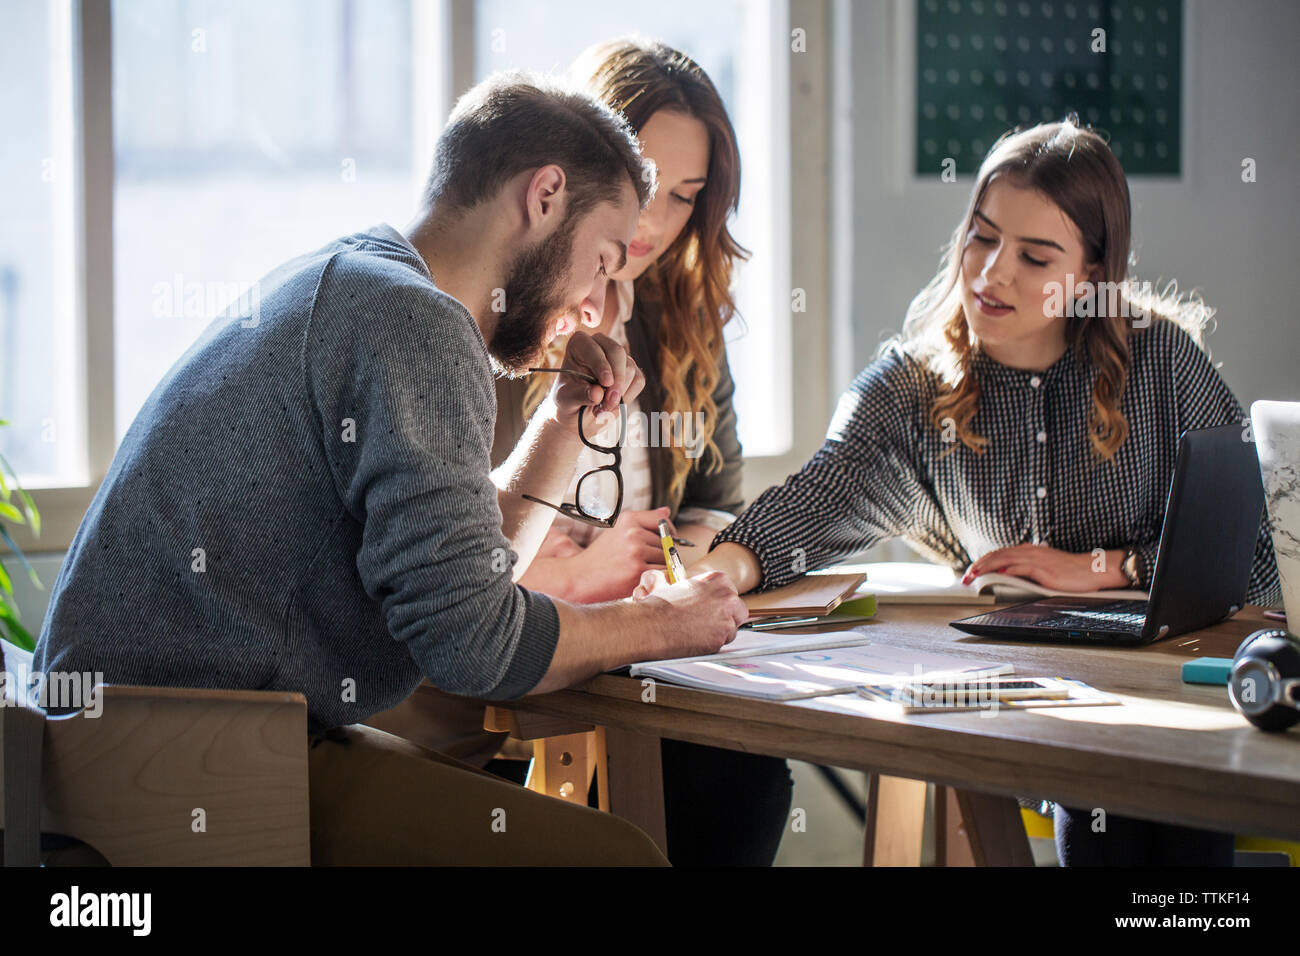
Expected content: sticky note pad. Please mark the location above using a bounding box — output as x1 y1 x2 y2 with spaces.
1182 657 1233 685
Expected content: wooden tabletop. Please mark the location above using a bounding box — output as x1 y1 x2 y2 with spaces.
504 604 1300 840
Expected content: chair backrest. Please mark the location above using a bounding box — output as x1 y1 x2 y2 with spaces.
1 647 311 866
1 639 43 865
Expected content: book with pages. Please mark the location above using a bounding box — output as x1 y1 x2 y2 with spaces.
836 561 1147 605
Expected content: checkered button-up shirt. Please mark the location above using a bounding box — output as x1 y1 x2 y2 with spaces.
713 318 1281 606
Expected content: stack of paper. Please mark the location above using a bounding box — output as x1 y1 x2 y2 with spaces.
797 678 1121 716
630 640 1012 701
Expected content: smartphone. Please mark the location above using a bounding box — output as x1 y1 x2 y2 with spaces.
859 676 1071 710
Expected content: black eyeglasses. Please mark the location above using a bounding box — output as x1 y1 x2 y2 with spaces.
522 367 626 528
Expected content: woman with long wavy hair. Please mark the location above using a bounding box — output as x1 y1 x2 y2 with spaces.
643 118 1281 865
502 37 748 599
490 37 793 866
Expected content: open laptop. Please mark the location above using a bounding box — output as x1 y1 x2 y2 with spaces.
1251 400 1300 624
950 424 1265 645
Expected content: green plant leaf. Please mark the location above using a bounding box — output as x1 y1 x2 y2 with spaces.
0 501 25 524
0 600 35 653
16 487 39 537
0 449 24 501
0 525 41 588
0 559 13 597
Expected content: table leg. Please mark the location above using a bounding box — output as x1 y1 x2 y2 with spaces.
865 778 1035 866
943 786 1035 866
934 785 975 866
863 773 927 866
603 726 668 857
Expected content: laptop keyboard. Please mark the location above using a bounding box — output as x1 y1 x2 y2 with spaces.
969 599 1150 635
1026 599 1149 634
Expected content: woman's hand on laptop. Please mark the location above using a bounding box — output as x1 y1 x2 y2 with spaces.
962 543 1129 591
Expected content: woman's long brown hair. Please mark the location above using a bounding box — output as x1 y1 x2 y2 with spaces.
524 37 749 506
899 119 1212 461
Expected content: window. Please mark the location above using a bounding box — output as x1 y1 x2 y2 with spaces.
0 1 86 487
112 0 420 442
473 0 792 457
4 1 796 548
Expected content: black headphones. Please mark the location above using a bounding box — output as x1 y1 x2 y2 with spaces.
1229 628 1300 731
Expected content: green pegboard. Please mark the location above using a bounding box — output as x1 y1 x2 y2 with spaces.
915 0 1182 176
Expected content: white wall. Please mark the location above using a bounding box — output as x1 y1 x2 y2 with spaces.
839 0 1300 408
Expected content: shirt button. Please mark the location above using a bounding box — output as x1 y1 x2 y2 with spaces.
1036 430 1047 443
1029 375 1042 388
1036 486 1047 499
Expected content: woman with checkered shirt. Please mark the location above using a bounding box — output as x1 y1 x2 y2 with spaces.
643 119 1281 866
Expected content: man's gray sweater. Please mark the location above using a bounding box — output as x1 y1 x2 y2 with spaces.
35 224 561 731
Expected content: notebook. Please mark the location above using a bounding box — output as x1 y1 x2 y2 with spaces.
742 571 867 619
743 593 879 630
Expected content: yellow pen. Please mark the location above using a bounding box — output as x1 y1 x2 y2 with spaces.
658 519 687 584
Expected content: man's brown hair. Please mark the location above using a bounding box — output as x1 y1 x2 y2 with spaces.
423 71 654 220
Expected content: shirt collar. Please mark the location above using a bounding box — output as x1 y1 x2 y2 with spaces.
970 343 1078 389
367 223 432 280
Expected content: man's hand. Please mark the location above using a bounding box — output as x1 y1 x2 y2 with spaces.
962 543 1129 592
636 570 749 658
632 541 763 599
549 329 645 427
531 568 749 694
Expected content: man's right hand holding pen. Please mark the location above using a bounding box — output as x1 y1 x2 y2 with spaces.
633 541 764 600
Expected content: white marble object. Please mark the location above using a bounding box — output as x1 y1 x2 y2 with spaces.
1252 400 1300 623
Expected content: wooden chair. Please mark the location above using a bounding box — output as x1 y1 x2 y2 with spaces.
1 643 310 866
484 707 609 808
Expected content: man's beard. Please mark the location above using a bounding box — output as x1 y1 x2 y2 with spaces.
488 213 580 378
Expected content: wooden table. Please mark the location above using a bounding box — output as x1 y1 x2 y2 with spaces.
490 603 1300 863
